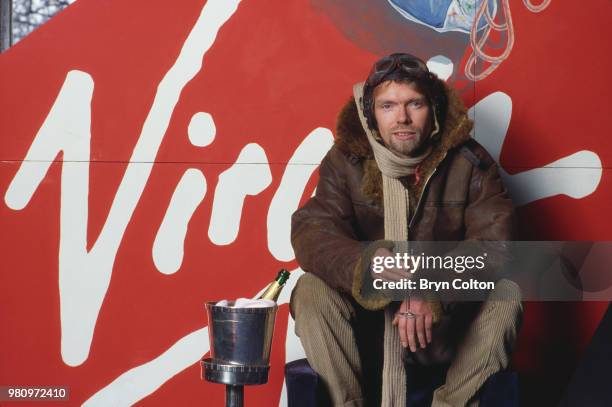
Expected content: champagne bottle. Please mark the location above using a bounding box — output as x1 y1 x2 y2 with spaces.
258 269 290 302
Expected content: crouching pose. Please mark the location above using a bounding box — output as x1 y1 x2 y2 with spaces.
290 53 523 407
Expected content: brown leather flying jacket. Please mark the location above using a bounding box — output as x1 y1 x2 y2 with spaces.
291 86 515 310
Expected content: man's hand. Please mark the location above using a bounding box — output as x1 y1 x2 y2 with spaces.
393 298 433 352
370 247 411 282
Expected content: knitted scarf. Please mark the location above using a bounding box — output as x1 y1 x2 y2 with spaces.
352 83 437 406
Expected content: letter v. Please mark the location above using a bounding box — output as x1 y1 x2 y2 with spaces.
4 0 242 366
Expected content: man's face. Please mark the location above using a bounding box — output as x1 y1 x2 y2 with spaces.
373 80 432 157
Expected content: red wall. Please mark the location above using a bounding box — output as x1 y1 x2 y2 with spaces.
1 0 610 405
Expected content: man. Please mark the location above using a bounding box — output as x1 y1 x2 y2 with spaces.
290 53 523 407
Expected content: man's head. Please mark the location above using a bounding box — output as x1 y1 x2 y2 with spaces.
362 53 447 157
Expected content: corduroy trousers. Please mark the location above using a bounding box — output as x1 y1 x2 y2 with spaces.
290 273 523 407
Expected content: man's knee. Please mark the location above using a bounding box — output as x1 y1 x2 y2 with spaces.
290 273 326 316
484 279 524 336
490 278 523 311
290 273 354 327
491 278 522 300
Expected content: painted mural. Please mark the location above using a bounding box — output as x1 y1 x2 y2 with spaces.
0 0 610 405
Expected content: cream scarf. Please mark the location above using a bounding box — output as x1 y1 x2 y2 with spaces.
353 83 437 406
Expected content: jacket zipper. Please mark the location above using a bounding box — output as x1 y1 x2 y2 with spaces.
409 160 442 229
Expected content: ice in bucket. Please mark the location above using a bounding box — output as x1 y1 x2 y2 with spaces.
215 298 275 308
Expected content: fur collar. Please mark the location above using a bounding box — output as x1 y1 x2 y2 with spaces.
334 84 473 206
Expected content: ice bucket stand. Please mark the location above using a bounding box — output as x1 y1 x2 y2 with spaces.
201 359 270 407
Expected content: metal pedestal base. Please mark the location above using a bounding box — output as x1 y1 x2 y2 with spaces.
201 358 270 407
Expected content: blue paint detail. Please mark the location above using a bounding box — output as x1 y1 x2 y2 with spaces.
388 0 497 34
389 0 453 29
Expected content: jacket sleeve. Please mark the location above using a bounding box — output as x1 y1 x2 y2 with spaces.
422 146 516 301
464 145 515 242
291 147 366 294
460 158 514 269
462 146 515 273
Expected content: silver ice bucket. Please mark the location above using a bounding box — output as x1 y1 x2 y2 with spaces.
206 301 278 366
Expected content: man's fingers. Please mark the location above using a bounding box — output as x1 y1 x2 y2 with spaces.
378 269 411 282
379 271 402 282
425 314 433 344
387 268 411 280
415 315 427 349
405 316 417 352
397 314 407 348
